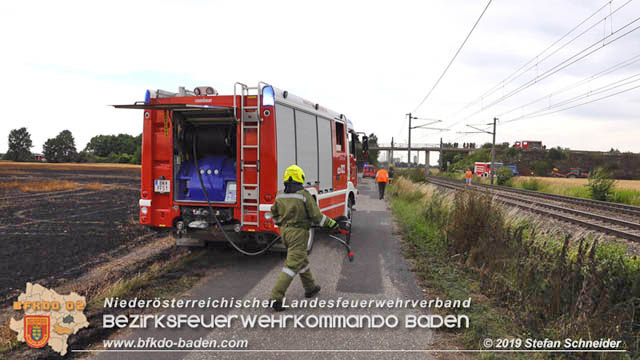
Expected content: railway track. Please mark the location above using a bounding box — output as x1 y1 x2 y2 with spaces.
426 176 640 242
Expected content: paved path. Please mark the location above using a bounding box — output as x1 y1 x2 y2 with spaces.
95 178 435 359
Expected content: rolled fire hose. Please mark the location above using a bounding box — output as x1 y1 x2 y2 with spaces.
192 134 354 260
193 135 280 255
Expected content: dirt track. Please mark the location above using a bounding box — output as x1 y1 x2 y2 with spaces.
0 165 154 304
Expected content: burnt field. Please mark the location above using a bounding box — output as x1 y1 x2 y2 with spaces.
0 163 156 304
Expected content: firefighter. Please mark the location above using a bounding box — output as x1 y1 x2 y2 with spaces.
465 168 473 185
269 165 339 311
375 167 389 200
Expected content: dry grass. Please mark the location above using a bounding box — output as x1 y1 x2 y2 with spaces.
0 169 29 175
0 180 108 192
83 182 105 190
0 180 79 192
0 161 140 171
513 176 640 191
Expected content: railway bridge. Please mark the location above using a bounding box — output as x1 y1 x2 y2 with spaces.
370 142 475 174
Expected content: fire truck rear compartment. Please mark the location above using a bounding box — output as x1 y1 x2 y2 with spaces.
173 110 237 205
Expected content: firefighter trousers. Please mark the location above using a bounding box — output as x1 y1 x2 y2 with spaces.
378 182 386 199
270 227 316 301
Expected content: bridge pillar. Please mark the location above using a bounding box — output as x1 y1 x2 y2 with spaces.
425 151 430 175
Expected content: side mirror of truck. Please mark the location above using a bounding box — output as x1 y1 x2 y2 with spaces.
350 133 357 155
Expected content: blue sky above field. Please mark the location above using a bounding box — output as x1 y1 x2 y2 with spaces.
1 0 639 163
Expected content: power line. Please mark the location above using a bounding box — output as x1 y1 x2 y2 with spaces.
444 0 636 129
497 52 640 117
460 15 640 123
507 73 640 121
447 0 627 120
412 0 493 113
504 79 640 123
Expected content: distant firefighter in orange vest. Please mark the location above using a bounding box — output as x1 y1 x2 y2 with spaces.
465 168 473 185
376 168 389 199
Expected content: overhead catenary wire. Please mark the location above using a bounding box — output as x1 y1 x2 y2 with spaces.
497 51 640 117
460 14 640 123
447 0 631 120
505 72 640 120
503 81 640 123
412 0 493 113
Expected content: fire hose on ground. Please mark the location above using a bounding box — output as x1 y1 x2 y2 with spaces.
192 134 354 260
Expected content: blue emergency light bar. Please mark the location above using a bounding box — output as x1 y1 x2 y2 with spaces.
262 85 275 106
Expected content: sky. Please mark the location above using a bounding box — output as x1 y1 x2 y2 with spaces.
1 0 639 165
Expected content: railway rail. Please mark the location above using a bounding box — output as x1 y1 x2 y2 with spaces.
426 176 640 242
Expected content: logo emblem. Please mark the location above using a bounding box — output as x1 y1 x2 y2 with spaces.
24 315 50 348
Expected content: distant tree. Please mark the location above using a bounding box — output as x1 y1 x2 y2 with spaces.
132 144 142 164
84 134 138 157
76 150 97 163
80 133 142 164
43 130 77 162
3 127 33 161
131 134 142 164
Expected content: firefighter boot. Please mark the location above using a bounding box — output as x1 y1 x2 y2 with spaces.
299 267 320 298
270 270 295 305
272 301 285 312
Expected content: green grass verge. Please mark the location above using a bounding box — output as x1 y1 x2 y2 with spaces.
392 196 532 360
391 178 640 359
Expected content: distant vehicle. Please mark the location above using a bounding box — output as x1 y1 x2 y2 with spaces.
513 140 543 149
474 162 518 177
363 165 377 178
474 162 503 177
553 168 588 178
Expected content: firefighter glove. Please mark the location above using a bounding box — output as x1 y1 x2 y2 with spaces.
327 218 338 230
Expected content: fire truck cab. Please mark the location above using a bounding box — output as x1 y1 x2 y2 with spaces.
115 82 358 250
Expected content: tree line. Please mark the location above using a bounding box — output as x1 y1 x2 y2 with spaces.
2 127 142 164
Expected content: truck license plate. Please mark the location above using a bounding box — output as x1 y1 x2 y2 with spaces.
154 179 170 193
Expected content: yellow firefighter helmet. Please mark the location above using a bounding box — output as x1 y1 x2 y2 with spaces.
283 164 306 184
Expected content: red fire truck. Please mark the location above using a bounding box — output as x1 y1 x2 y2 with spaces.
474 162 503 177
362 164 376 178
513 140 542 149
115 82 358 251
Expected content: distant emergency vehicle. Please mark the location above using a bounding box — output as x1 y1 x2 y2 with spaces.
115 82 358 250
513 140 543 149
474 162 519 177
362 165 376 178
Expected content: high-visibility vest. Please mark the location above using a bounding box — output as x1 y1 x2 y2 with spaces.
376 169 389 183
465 170 472 178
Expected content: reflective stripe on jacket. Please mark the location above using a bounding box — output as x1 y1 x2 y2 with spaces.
270 189 329 230
376 169 389 183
